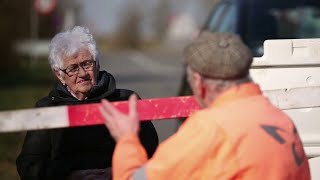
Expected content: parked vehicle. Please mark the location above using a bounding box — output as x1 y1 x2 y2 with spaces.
179 0 320 95
204 0 320 56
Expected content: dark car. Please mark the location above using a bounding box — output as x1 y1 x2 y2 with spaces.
179 0 320 95
204 0 320 56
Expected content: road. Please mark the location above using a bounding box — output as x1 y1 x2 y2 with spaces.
100 47 185 142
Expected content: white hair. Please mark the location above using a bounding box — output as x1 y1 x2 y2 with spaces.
48 26 100 71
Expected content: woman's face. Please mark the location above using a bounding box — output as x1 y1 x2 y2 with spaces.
55 49 98 100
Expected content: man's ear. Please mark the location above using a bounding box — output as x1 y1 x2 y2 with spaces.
54 69 65 85
193 72 206 99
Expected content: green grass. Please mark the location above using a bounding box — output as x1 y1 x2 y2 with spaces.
0 132 24 180
0 60 54 179
0 86 52 110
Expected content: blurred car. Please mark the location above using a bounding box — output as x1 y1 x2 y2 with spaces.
204 0 320 56
179 0 320 96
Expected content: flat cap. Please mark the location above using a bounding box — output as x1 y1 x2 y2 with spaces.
184 31 253 79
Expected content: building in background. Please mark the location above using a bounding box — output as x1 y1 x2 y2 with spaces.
78 0 215 47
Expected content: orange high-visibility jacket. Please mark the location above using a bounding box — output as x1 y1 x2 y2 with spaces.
112 83 310 180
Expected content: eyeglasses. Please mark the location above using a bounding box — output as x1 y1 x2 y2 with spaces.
59 60 96 76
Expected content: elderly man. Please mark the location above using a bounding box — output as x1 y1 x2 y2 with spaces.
100 32 310 179
16 26 158 180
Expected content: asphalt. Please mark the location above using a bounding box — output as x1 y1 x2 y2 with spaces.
99 46 185 142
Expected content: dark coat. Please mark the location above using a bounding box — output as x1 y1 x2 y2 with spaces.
16 71 158 180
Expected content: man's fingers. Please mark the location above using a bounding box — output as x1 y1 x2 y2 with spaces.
99 101 116 125
101 99 118 116
99 106 113 125
129 94 138 118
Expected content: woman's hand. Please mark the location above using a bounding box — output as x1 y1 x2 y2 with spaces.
100 94 140 142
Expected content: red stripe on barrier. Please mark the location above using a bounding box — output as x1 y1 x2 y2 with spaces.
68 96 200 127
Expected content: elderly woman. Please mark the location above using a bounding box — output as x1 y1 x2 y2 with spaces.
16 26 158 180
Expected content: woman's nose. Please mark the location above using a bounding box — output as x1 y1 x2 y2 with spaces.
78 66 88 76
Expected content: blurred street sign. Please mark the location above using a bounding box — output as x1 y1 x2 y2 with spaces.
34 0 56 15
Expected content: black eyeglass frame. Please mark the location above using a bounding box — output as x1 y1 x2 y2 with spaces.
59 60 96 76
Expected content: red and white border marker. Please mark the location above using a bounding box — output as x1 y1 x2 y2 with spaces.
0 96 200 133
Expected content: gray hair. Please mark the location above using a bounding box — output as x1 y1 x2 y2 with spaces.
203 75 252 102
203 76 252 91
48 26 100 71
187 65 252 103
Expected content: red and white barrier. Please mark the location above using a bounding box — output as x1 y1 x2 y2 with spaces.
0 96 200 133
2 38 320 159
